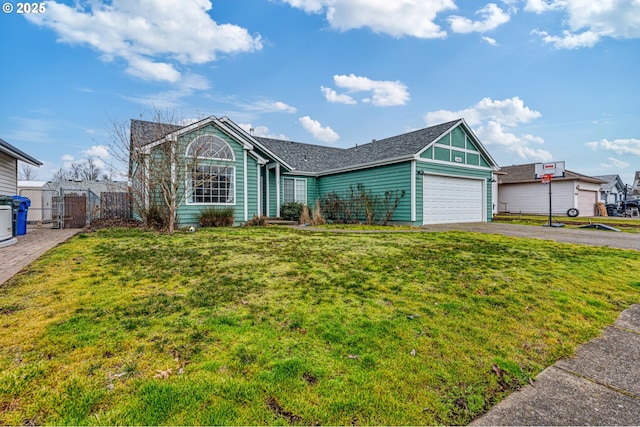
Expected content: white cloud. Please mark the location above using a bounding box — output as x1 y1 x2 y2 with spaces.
587 138 640 156
280 0 457 38
531 29 601 49
61 154 75 162
425 96 541 127
321 86 357 104
475 120 552 162
25 0 263 82
238 123 289 140
448 3 510 34
524 0 565 14
326 74 410 107
246 100 298 114
425 97 551 162
482 36 498 45
599 157 630 169
83 145 111 160
527 0 640 48
298 116 339 143
124 73 211 108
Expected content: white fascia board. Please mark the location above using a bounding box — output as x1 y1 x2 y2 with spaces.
414 119 500 170
317 155 414 177
249 150 268 165
145 115 255 152
459 118 499 169
281 170 317 177
414 120 460 158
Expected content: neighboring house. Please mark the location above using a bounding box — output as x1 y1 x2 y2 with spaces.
632 171 640 197
593 175 626 204
131 115 500 226
0 138 42 195
498 163 605 217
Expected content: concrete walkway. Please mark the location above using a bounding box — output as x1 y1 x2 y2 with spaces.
0 226 80 286
471 304 640 425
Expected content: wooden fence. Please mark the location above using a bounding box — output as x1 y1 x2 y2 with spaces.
100 192 131 219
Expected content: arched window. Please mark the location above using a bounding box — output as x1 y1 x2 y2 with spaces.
186 135 235 161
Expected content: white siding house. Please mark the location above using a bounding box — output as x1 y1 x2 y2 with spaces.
498 163 605 217
0 138 42 195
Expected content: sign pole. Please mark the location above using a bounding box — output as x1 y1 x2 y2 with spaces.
548 176 552 227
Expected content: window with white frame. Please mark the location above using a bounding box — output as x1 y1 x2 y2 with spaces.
283 178 307 204
190 165 235 204
186 135 235 160
186 135 235 204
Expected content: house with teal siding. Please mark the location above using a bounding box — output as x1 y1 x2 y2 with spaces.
130 115 499 226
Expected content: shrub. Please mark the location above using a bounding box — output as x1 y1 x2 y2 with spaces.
146 205 169 230
312 200 325 226
245 215 269 226
299 205 311 225
318 184 405 225
198 207 235 227
280 202 304 221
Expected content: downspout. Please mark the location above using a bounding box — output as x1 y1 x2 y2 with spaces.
276 163 281 218
410 160 416 223
243 150 248 222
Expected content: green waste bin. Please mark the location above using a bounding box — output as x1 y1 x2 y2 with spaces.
0 195 16 236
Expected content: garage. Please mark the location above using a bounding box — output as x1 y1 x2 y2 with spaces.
577 189 597 217
423 174 484 224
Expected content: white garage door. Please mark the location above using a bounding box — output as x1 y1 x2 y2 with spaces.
423 175 484 224
577 190 597 216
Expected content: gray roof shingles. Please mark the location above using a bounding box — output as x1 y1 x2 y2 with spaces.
499 163 605 184
130 118 463 174
256 120 460 173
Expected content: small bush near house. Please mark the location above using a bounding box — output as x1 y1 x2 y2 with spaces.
198 207 235 227
280 202 304 221
312 200 325 225
146 205 169 230
319 183 405 225
299 205 311 225
245 215 270 226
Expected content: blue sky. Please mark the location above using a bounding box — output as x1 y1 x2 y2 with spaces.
1 0 639 185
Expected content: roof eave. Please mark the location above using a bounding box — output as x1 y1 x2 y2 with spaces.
0 139 43 166
317 155 415 177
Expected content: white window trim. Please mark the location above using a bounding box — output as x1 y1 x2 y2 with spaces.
283 177 307 204
185 134 236 161
185 164 237 206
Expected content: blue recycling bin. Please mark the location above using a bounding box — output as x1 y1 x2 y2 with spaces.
12 195 31 236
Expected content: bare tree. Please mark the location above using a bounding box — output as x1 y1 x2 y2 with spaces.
18 163 40 181
108 110 211 234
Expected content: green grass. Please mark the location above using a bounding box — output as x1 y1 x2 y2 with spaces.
1 227 639 425
493 213 640 232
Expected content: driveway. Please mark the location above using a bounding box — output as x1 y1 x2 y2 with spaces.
0 226 81 286
421 222 640 251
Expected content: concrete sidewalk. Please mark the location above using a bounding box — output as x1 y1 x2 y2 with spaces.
0 226 80 286
471 304 640 425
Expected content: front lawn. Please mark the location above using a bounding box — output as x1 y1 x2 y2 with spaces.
493 213 640 232
1 227 639 425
